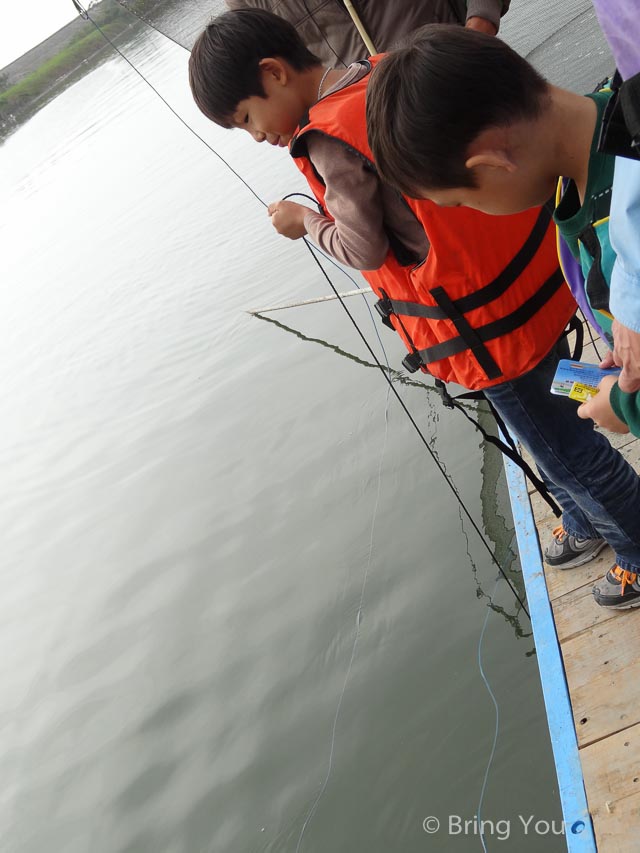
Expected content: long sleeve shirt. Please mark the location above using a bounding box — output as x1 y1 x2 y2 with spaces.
301 63 429 270
591 0 640 434
225 1 510 67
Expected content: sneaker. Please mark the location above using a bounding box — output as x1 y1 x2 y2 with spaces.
592 565 640 609
544 525 607 569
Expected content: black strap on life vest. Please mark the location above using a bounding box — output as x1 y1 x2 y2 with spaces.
429 285 503 379
396 267 566 374
379 202 552 322
598 69 640 160
374 203 560 377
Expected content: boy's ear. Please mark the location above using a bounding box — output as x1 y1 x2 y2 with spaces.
464 127 517 173
465 150 517 173
258 57 289 86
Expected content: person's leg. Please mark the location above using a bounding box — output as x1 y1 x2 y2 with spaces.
484 336 640 593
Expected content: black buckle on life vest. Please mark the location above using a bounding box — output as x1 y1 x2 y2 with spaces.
375 295 395 330
402 352 424 373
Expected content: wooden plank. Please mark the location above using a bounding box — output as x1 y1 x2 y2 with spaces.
561 615 640 747
590 792 640 853
551 581 620 643
545 551 613 602
581 722 640 804
580 723 640 852
517 422 640 850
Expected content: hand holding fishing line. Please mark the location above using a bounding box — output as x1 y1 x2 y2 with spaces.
267 199 309 239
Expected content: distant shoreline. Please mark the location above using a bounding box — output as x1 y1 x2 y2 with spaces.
0 0 182 143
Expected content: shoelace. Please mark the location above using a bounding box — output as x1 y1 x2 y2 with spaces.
552 524 568 542
610 565 639 595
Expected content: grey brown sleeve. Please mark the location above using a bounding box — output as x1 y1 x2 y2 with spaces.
465 0 510 30
302 134 390 271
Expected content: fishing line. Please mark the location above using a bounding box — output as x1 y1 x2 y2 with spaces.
476 575 501 853
302 241 530 614
71 0 530 612
72 0 265 206
454 469 504 853
111 0 350 68
295 340 392 853
71 2 530 846
279 192 407 366
72 3 380 308
110 0 195 50
300 0 349 68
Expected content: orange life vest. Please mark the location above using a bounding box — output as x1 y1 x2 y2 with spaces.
289 57 577 390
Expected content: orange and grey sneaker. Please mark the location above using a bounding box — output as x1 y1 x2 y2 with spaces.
592 565 640 609
544 525 607 570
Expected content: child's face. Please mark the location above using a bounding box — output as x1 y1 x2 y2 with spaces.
418 172 556 216
417 156 556 216
231 60 303 148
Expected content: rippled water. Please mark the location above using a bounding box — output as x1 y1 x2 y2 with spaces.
0 3 612 851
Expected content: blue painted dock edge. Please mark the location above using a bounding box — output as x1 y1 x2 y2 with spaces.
503 453 597 852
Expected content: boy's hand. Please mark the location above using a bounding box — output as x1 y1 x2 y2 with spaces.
267 201 309 240
465 17 498 36
577 374 630 434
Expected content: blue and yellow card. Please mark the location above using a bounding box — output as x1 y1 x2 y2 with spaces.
550 359 620 401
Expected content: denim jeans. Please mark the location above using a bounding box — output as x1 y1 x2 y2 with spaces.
484 335 640 572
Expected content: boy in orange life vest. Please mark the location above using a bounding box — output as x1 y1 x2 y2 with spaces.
188 10 639 608
188 9 570 391
365 24 640 607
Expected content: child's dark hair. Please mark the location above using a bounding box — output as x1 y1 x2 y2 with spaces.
366 25 549 194
189 9 321 127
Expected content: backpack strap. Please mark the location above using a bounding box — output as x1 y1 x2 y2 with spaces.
578 224 612 314
598 69 640 160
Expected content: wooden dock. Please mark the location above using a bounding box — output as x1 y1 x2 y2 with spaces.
520 331 640 851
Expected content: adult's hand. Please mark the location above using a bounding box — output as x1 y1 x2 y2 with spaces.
599 349 616 369
465 16 498 36
267 200 309 240
577 374 630 434
611 318 640 393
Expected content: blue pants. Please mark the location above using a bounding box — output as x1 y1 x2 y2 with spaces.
484 336 640 572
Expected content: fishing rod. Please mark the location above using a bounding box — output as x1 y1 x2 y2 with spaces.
69 0 530 617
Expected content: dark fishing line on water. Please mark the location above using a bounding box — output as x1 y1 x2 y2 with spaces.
70 3 529 849
68 0 529 614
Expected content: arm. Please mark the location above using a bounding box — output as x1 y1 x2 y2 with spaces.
610 382 640 437
609 158 640 392
301 133 391 270
466 0 509 34
268 136 427 266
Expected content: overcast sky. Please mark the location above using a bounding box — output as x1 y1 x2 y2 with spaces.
1 0 78 70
